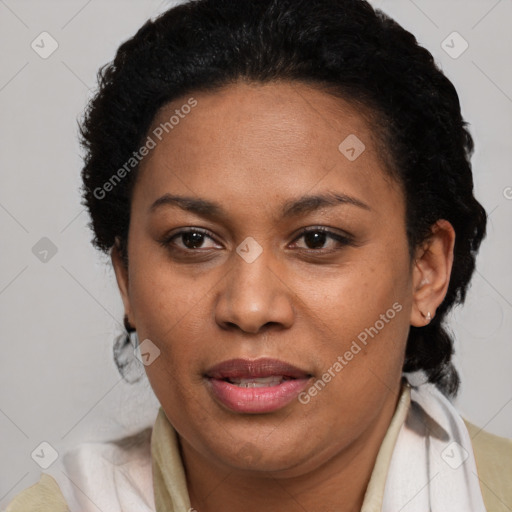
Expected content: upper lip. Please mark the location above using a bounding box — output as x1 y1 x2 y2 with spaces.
205 358 311 380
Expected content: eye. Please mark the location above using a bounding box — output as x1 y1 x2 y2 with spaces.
160 228 220 251
160 226 354 255
290 227 354 251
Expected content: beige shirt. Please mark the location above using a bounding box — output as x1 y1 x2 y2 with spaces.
4 384 512 511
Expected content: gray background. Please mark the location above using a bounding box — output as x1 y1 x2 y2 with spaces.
1 0 511 506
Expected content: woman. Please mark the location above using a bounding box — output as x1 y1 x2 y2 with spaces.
6 0 511 510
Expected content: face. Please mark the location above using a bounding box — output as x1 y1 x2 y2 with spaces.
113 81 422 477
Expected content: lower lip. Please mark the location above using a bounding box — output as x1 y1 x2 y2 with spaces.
206 377 311 413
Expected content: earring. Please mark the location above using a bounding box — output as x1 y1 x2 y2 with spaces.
113 315 144 383
421 310 432 324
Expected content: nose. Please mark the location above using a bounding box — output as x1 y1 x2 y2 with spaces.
214 248 295 335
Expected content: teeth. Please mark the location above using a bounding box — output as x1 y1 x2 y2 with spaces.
228 376 289 388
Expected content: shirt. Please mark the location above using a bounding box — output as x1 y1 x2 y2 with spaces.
4 383 512 511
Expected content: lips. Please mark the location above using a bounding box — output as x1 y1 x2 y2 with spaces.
204 358 312 413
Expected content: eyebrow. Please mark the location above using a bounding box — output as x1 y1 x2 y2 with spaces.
149 191 371 218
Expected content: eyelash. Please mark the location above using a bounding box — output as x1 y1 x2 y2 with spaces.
159 226 355 255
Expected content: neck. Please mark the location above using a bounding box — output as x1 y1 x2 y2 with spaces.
180 385 403 512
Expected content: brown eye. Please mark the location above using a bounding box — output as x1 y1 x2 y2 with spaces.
160 228 220 252
180 231 208 249
303 231 328 249
291 227 354 252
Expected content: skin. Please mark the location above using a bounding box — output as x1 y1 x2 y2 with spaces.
112 81 455 512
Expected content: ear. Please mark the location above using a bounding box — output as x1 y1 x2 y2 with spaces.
111 238 135 329
410 219 455 327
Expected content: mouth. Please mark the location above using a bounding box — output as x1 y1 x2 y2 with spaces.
204 358 313 413
222 375 296 387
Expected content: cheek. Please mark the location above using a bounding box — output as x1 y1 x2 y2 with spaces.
126 256 213 398
307 248 412 388
298 267 410 420
128 247 210 334
305 249 410 338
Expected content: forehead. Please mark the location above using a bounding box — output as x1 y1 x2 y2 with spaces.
134 81 402 220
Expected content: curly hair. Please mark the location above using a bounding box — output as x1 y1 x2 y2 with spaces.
79 0 487 397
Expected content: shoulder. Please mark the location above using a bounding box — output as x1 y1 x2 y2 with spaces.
3 473 68 512
464 419 512 512
3 427 155 512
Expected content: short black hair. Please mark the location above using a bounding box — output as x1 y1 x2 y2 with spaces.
80 0 487 397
